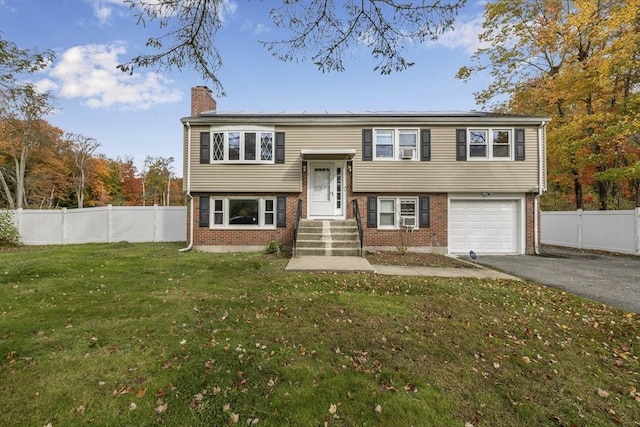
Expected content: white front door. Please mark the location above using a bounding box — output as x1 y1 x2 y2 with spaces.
308 162 345 218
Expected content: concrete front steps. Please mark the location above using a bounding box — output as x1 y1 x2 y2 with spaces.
294 219 362 257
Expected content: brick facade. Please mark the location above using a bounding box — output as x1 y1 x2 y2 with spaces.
191 193 296 249
189 165 540 253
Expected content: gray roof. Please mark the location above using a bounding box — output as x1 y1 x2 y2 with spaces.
181 110 550 125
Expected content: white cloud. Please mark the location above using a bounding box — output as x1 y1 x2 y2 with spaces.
253 23 271 35
431 14 489 54
93 4 112 25
88 0 125 26
38 43 182 111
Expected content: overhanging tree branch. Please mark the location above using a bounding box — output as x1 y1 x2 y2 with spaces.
119 0 466 93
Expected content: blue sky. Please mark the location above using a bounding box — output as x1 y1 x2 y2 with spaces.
0 0 489 176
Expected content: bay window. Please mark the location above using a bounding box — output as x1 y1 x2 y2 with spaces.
209 129 274 163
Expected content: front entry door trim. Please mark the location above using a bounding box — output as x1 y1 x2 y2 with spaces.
307 161 346 219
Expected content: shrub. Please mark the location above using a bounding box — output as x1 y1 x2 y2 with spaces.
0 210 20 245
264 240 283 254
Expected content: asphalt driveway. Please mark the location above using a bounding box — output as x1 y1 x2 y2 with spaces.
476 246 640 313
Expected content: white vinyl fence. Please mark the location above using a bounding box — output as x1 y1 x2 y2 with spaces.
5 205 187 245
541 208 640 255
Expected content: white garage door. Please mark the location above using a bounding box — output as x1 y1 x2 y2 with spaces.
449 199 519 254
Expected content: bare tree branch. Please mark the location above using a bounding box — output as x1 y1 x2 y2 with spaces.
119 0 466 93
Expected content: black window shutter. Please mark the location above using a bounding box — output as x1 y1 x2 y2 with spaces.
420 129 431 161
456 129 467 161
277 196 286 228
362 129 373 161
275 132 285 164
199 196 210 227
515 128 525 161
367 196 377 228
419 196 430 228
199 132 210 164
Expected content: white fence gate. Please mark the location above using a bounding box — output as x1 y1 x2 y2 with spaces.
541 208 640 255
5 205 187 245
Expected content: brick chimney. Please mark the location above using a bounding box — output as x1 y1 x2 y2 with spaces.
191 86 216 116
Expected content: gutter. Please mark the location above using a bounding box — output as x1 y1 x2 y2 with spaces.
534 120 548 255
179 121 194 252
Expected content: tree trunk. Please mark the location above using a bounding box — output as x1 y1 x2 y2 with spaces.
573 170 583 210
596 180 608 210
0 170 15 209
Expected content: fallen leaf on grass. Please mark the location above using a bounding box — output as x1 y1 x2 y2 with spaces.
75 405 85 414
223 403 231 412
375 404 382 413
329 403 337 414
112 386 131 396
597 388 610 398
129 402 137 411
136 388 146 398
155 402 168 414
247 418 260 425
404 383 418 392
230 413 240 424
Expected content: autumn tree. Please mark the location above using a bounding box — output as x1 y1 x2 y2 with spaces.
0 87 55 209
0 35 56 209
65 133 100 208
141 155 175 206
120 0 466 94
458 0 640 210
23 123 73 209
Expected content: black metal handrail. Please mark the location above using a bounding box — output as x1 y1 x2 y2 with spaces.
293 198 302 256
352 199 364 256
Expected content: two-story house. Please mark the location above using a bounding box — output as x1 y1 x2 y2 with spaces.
183 86 549 255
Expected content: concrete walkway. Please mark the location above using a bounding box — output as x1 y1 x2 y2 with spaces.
285 256 520 280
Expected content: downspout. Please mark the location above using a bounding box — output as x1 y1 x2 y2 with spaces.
179 121 194 252
534 120 548 255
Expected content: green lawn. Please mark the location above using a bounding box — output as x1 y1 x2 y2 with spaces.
1 243 638 426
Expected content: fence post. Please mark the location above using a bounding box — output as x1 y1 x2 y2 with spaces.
635 207 640 256
153 204 159 242
15 208 22 241
107 205 112 243
576 209 583 250
61 208 67 245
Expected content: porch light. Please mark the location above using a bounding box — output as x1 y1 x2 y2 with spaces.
302 162 307 173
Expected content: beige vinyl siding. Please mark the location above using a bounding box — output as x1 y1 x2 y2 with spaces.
185 123 544 193
186 125 301 192
353 127 541 193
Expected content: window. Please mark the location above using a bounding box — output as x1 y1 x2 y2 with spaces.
377 197 418 229
209 197 276 228
374 129 418 160
209 130 274 163
468 128 513 160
